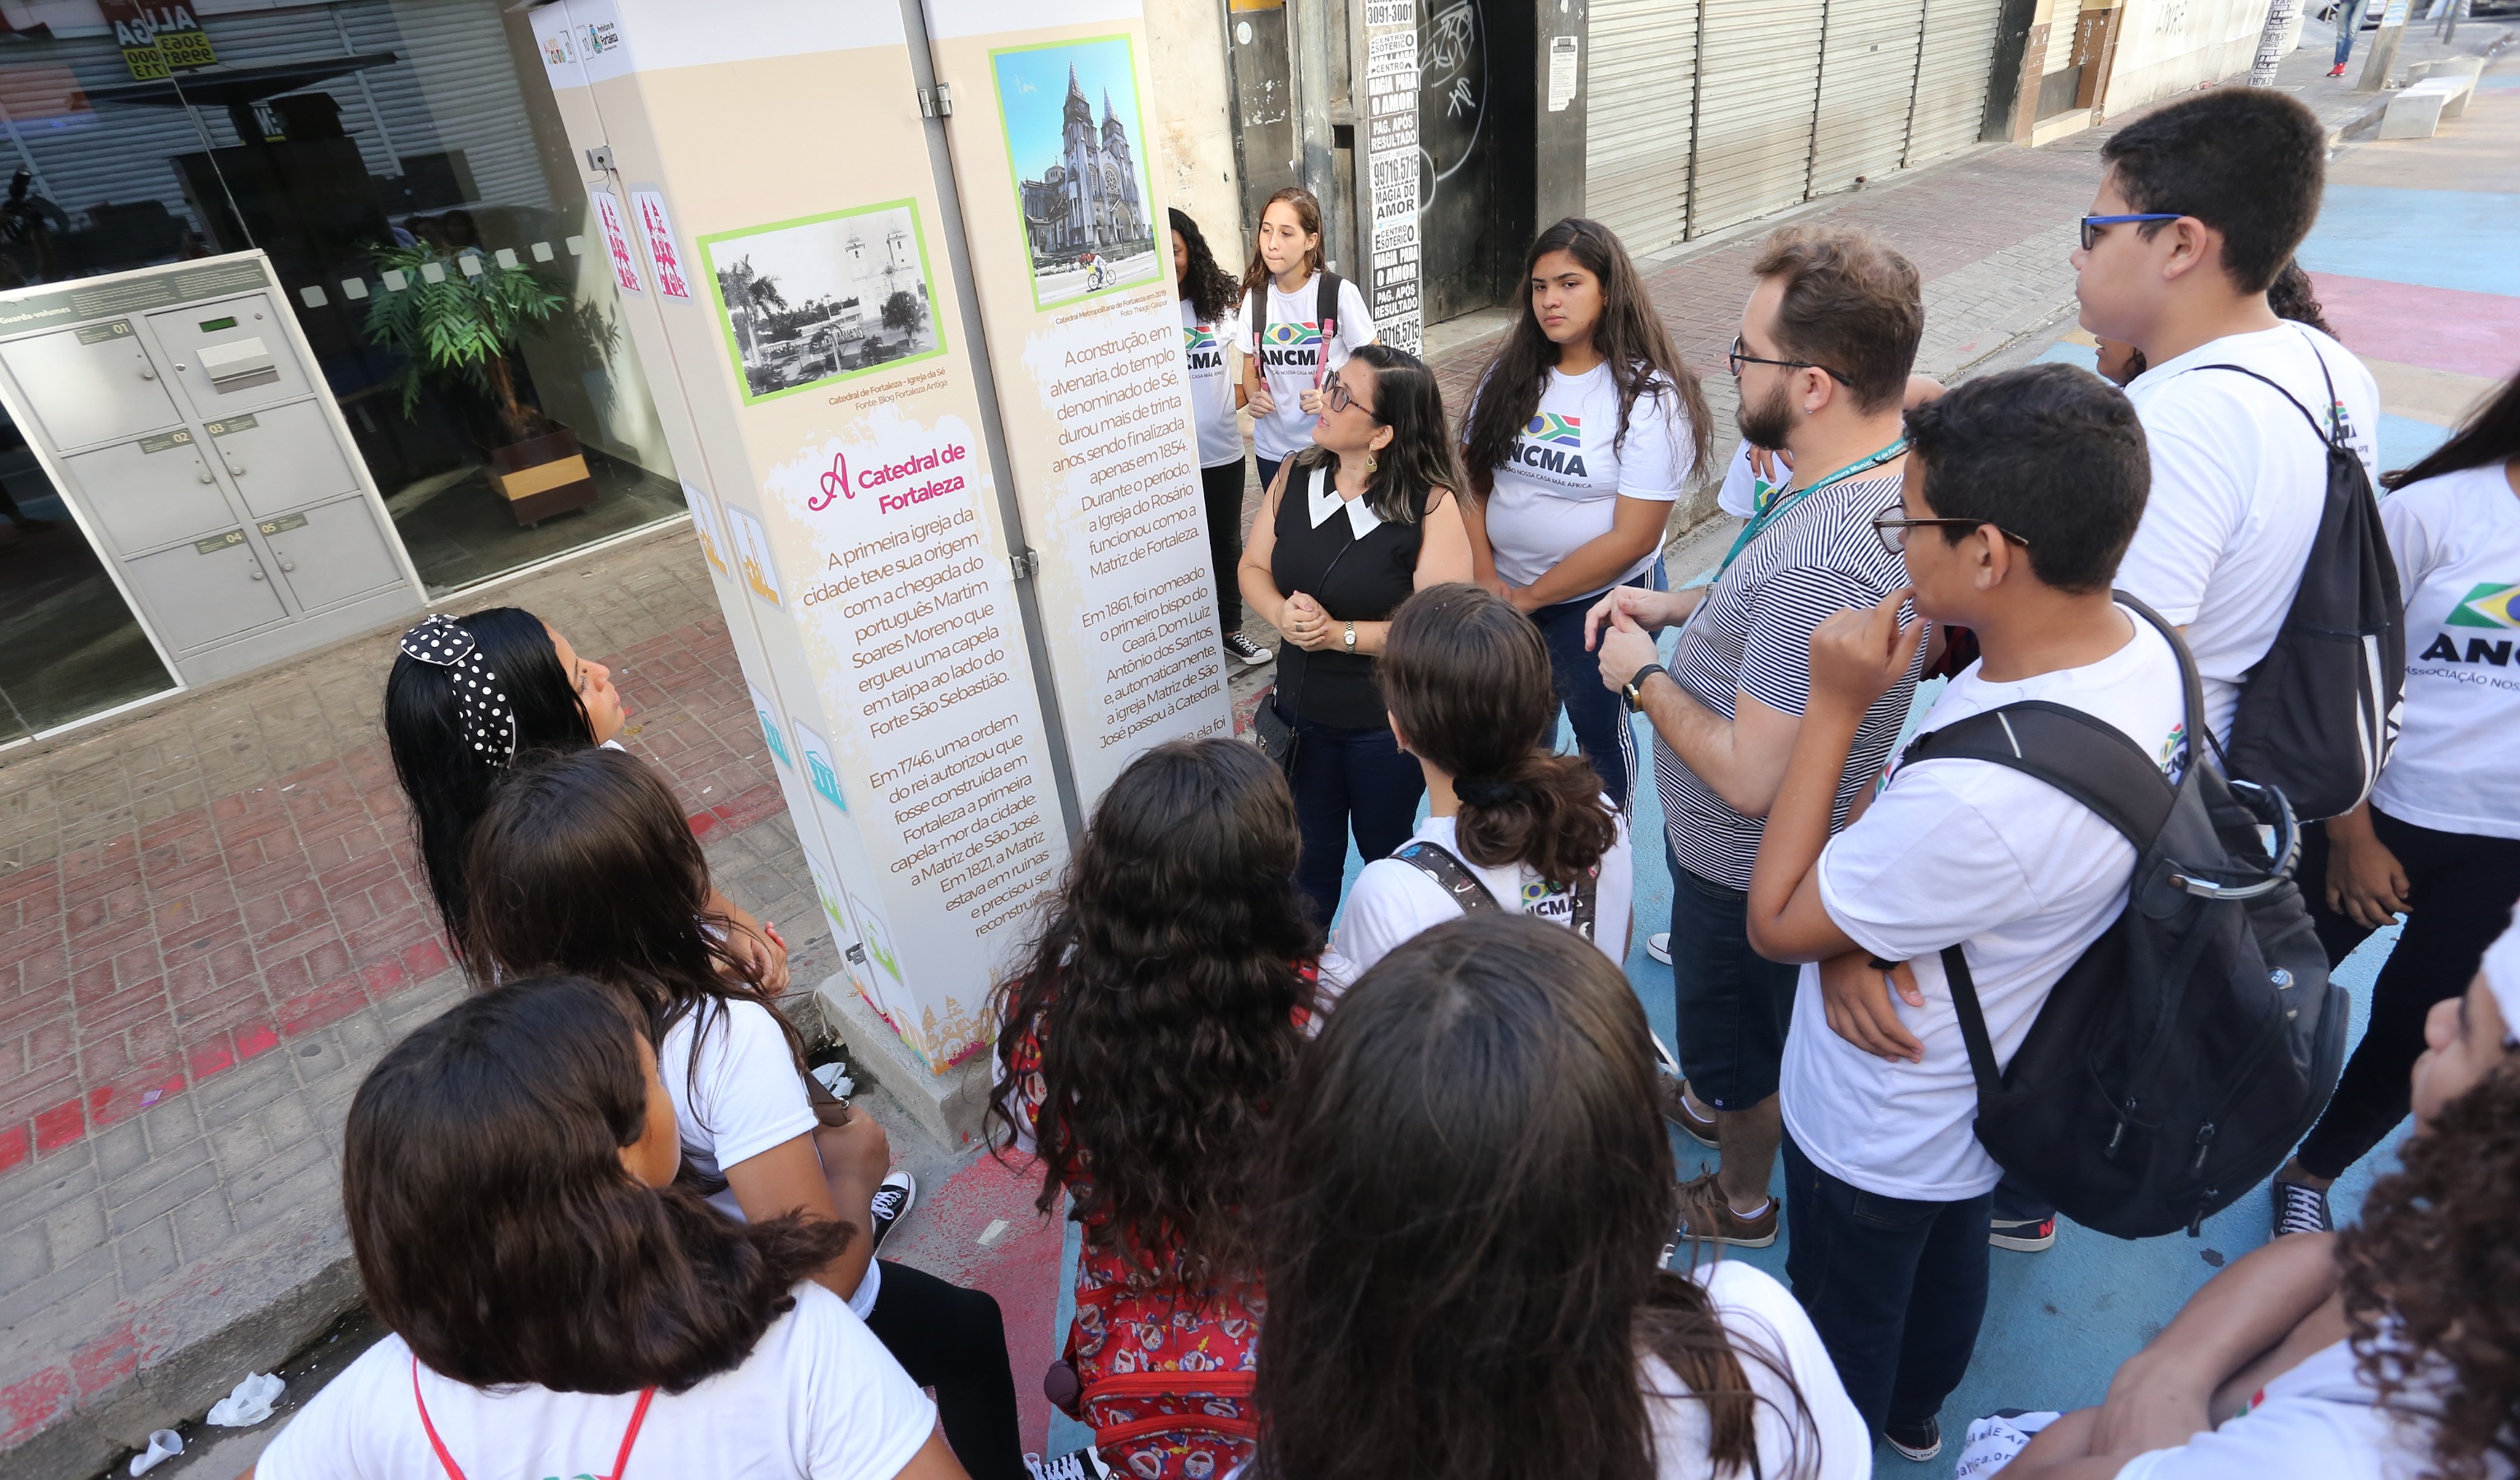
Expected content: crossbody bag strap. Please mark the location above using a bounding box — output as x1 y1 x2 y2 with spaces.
411 1356 655 1480
1392 840 1502 914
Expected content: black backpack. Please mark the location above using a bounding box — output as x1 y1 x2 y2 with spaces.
1902 595 2348 1239
2189 340 2403 822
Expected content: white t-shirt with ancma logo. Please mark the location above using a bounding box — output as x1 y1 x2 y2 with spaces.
1479 362 1694 594
1246 274 1375 463
2374 460 2520 839
1325 807 1635 984
1179 295 1248 469
253 1282 936 1480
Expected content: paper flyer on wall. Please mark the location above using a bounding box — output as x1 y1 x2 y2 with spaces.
532 0 1069 1074
919 0 1234 799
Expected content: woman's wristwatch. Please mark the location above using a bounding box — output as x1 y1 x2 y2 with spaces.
1622 663 1662 709
1342 622 1357 653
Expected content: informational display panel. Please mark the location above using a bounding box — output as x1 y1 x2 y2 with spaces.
530 0 1230 1078
921 0 1235 798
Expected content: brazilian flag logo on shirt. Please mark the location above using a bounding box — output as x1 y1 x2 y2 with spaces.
1262 321 1323 348
1524 411 1583 446
2447 582 2520 628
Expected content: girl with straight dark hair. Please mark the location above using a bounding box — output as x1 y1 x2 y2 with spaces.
1172 206 1272 670
1240 185 1376 495
382 607 785 985
247 974 960 1480
462 747 1045 1480
1325 581 1631 983
989 738 1320 1480
1239 343 1472 923
1456 218 1712 804
2264 362 2520 1237
1256 915 1866 1480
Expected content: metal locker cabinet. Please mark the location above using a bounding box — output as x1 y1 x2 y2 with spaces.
205 405 360 520
145 296 315 414
1689 0 1827 238
257 496 405 614
1583 0 1700 255
1809 0 1929 195
0 321 181 450
1906 0 2006 167
123 530 290 654
61 430 234 554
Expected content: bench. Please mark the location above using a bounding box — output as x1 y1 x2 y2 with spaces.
2380 76 2463 138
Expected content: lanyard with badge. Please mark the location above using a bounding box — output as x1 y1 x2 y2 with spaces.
1711 437 1910 582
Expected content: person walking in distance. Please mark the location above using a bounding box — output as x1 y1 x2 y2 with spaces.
2263 369 2520 1237
1241 187 1375 497
1585 226 1929 1251
1457 218 1712 804
1171 207 1272 670
1240 345 1471 927
1744 364 2180 1461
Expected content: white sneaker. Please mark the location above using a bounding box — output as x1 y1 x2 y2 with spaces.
1647 932 1672 964
869 1169 915 1251
1026 1446 1113 1480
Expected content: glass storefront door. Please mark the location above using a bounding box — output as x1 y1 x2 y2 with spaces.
0 0 683 739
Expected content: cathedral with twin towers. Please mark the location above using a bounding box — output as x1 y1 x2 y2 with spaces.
1019 66 1153 266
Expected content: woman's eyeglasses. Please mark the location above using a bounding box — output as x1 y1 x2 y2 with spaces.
1873 511 2031 557
1323 372 1377 419
1726 335 1851 386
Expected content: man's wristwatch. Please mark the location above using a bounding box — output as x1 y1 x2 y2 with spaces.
1342 621 1357 653
1622 664 1662 709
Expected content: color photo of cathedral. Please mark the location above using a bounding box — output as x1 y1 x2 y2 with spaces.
993 37 1160 308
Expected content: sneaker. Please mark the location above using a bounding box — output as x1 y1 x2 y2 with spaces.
1026 1446 1113 1480
1990 1214 2056 1252
1658 1077 1721 1149
1885 1414 1943 1462
869 1169 916 1251
2271 1177 2333 1238
2328 61 2347 76
1223 631 1274 666
1647 932 1672 964
1672 1170 1777 1249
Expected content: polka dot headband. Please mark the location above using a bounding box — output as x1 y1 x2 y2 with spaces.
398 613 518 765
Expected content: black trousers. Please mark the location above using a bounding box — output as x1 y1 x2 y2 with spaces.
1201 459 1248 635
864 1258 1026 1480
2292 807 2520 1180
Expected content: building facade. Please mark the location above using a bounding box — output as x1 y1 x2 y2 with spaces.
1018 68 1153 263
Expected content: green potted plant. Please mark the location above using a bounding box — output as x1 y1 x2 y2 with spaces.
362 242 592 526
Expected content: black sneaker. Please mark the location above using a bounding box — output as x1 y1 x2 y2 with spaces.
869 1169 915 1251
1990 1214 2056 1252
1223 631 1274 666
2271 1177 2333 1238
1884 1414 1942 1462
1026 1446 1113 1480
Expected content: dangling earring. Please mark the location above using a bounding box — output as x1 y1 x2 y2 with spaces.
1364 452 1378 474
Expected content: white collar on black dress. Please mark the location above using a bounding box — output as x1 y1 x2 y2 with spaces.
1306 464 1383 539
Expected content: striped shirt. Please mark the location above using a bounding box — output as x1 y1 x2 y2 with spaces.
1654 470 1922 890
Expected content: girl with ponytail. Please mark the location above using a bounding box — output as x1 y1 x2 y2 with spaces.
1325 581 1632 983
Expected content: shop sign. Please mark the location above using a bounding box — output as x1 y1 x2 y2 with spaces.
100 1 215 81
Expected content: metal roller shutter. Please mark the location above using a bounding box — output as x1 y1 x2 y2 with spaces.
1687 0 1824 239
1808 0 1925 195
1582 0 1699 256
1904 0 2003 167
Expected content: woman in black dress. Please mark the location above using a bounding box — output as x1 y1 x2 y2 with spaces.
1239 343 1471 926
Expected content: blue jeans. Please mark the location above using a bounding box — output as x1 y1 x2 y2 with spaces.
1782 1135 1992 1441
2334 0 2367 65
1287 715 1424 928
1668 849 1799 1111
1524 561 1666 807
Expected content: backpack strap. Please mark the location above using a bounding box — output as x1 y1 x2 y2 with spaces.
1392 839 1501 913
1314 271 1342 388
2184 332 2347 451
1569 867 1598 943
1250 284 1267 368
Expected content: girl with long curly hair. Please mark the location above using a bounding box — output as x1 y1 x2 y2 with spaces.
1255 914 1864 1480
989 738 1323 1480
2002 910 2520 1480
